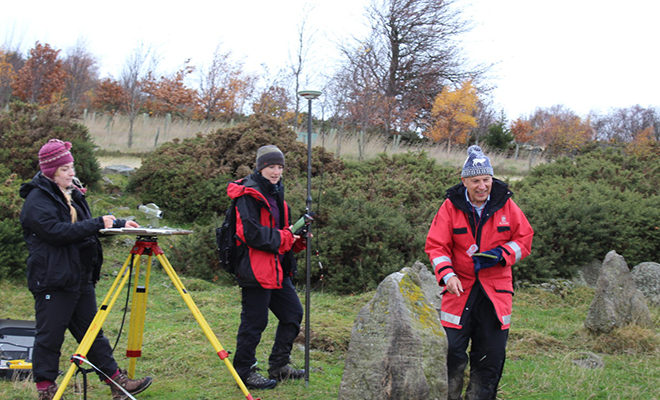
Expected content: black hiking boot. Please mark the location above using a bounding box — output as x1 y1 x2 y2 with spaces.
243 367 277 390
268 364 305 381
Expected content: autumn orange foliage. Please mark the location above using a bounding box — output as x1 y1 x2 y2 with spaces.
0 51 16 103
510 118 533 144
427 80 478 145
252 86 291 119
142 63 197 117
92 78 125 113
531 110 593 156
11 42 65 105
626 126 658 159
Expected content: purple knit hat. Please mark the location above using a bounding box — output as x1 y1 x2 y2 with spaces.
39 139 74 179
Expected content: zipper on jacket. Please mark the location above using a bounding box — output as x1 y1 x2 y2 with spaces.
275 254 281 286
269 213 282 287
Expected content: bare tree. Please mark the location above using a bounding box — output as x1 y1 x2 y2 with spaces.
338 0 484 135
592 105 660 142
62 37 99 111
472 98 499 145
120 44 153 148
288 5 317 127
335 36 391 159
197 45 256 120
252 85 292 119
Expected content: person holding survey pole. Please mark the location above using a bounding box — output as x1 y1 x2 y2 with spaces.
425 145 534 400
226 145 307 390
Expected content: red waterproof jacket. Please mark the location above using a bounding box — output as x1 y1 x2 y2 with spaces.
425 179 533 330
227 173 305 289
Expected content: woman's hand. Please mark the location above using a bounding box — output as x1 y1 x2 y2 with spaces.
102 215 116 229
125 220 140 228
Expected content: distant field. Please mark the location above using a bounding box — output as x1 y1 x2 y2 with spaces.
84 113 546 178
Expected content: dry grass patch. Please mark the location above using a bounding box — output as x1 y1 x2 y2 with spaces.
589 325 660 355
509 328 566 356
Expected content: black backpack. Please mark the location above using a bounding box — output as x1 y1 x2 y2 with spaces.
215 199 244 276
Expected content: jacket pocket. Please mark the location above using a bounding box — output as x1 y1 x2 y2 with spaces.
26 253 46 293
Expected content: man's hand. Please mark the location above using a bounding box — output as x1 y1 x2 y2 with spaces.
472 247 504 272
446 276 464 297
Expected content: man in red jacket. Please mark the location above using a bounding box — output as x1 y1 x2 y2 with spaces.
426 145 533 400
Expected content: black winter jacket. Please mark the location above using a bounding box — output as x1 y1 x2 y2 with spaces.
227 172 303 288
19 172 106 294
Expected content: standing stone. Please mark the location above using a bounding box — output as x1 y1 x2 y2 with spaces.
338 261 448 400
584 251 652 334
631 262 660 306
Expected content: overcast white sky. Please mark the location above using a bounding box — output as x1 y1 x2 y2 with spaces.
2 0 658 120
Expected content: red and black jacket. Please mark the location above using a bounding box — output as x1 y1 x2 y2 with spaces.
425 179 534 330
227 172 305 289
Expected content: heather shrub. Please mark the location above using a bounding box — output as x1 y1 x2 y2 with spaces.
0 101 101 189
512 147 660 281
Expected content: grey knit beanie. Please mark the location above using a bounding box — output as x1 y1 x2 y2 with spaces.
461 145 493 178
255 145 285 171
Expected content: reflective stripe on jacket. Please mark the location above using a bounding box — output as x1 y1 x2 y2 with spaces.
425 179 534 330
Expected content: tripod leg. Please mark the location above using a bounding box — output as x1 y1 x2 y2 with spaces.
155 252 257 400
52 252 138 400
127 253 152 379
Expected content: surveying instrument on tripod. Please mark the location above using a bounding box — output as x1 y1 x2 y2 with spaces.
51 204 261 400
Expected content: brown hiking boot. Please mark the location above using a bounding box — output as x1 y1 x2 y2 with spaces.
37 383 58 400
108 370 152 400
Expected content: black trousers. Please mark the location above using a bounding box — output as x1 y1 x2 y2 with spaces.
445 286 509 400
233 277 303 379
32 282 118 383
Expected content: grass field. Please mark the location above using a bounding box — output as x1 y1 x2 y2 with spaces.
1 264 658 399
3 116 654 399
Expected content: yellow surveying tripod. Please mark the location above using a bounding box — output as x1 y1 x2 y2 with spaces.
52 227 258 400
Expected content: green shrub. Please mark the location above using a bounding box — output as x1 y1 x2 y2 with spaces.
127 113 342 223
0 165 28 280
175 152 459 294
0 101 101 189
512 147 660 281
166 216 237 286
483 121 514 151
307 152 457 293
